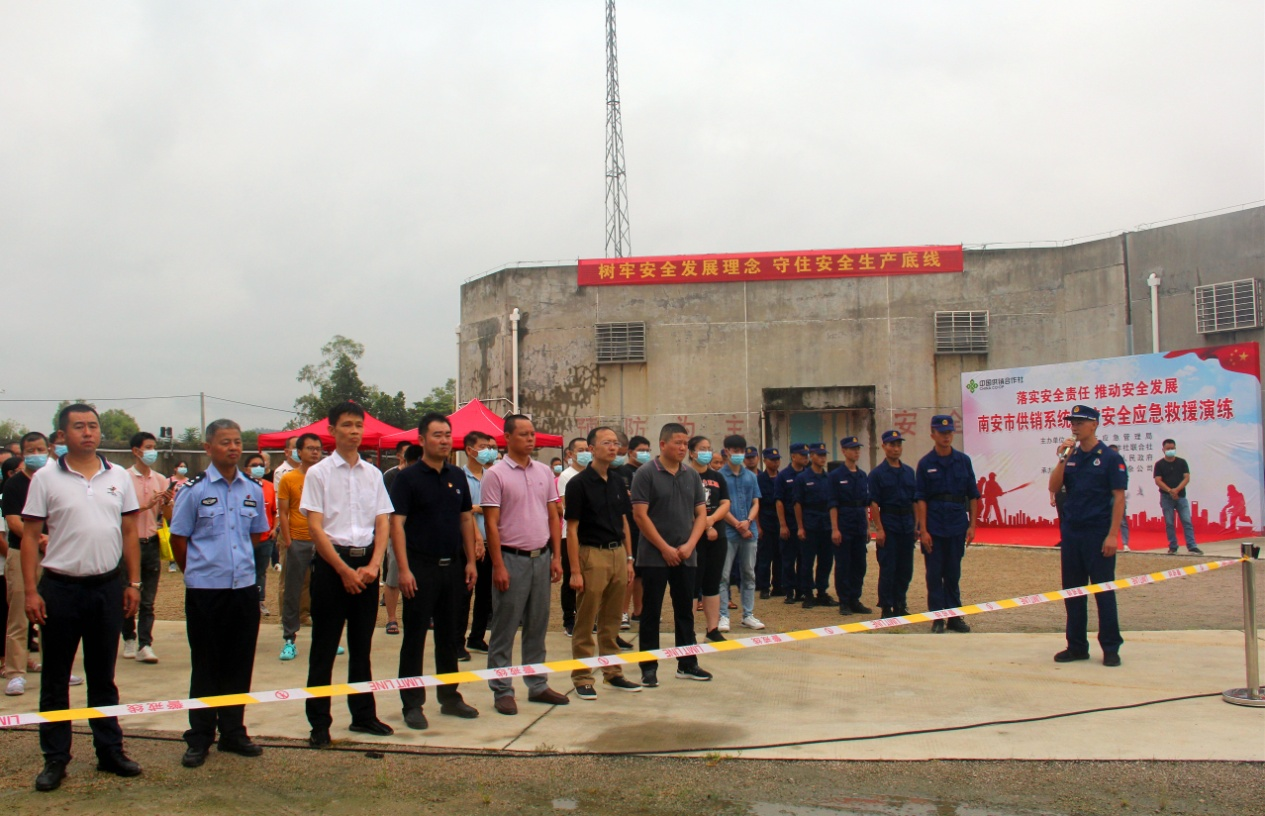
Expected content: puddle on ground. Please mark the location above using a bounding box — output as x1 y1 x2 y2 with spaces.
552 798 578 811
751 795 1055 816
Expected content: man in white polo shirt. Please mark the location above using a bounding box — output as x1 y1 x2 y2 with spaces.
21 403 143 792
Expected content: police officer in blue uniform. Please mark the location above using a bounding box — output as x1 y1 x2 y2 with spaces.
793 443 835 609
828 437 872 615
775 443 809 604
1048 405 1127 666
914 415 979 633
868 430 918 618
755 448 782 599
169 419 271 768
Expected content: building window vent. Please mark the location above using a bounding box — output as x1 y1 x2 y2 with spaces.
934 310 989 354
1195 278 1261 334
596 321 646 363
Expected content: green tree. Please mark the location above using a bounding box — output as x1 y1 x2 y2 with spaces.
294 335 373 423
0 418 29 441
99 409 141 446
178 426 203 447
368 390 411 429
409 379 456 424
50 398 89 432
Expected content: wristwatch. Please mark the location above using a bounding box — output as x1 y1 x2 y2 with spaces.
129 581 142 589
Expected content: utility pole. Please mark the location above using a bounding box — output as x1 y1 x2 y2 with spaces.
200 392 206 442
605 0 631 257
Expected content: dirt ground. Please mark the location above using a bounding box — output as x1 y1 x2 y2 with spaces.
5 545 1260 814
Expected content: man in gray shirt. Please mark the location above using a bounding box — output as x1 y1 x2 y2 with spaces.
631 422 709 688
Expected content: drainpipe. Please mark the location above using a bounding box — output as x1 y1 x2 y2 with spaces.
510 308 521 414
1146 273 1161 352
454 327 461 410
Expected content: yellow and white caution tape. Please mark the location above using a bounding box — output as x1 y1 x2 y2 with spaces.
0 557 1245 729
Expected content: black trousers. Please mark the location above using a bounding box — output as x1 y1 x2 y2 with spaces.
461 551 493 644
120 538 161 648
835 520 869 604
876 530 917 610
1061 527 1123 654
798 527 833 594
398 556 465 710
306 551 380 731
560 548 576 628
755 520 781 593
38 572 124 763
638 564 698 671
779 523 800 598
184 586 260 749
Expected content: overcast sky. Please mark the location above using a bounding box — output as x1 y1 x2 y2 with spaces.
2 1 1261 440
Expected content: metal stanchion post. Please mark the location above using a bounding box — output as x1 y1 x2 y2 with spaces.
1222 543 1265 707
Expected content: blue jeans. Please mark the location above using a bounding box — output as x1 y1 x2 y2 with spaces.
721 530 757 618
1160 494 1196 551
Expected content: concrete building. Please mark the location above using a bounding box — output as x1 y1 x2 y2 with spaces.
458 206 1264 467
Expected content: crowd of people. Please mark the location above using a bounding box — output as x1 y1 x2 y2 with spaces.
0 401 1140 791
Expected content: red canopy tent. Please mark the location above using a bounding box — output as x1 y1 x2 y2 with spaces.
377 398 564 449
257 412 406 451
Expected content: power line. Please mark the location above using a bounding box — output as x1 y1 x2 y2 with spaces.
0 393 297 415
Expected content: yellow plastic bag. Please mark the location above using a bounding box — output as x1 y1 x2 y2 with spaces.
158 519 173 562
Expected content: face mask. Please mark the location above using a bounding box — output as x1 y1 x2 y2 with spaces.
553 465 563 474
635 451 651 464
291 449 301 463
25 454 48 470
250 466 265 479
695 451 713 465
1164 449 1176 458
54 444 68 457
141 450 158 465
729 453 745 466
176 467 188 476
613 454 628 467
476 448 497 465
576 451 593 466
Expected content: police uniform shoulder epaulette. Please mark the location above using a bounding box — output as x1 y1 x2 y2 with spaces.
183 472 208 490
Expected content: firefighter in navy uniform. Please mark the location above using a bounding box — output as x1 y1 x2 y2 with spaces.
913 415 979 633
868 430 918 618
754 448 782 599
774 443 809 604
792 443 835 609
828 437 871 615
1048 405 1127 666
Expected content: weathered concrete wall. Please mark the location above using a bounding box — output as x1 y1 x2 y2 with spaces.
459 208 1263 458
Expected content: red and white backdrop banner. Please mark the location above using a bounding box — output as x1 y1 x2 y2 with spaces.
962 343 1263 549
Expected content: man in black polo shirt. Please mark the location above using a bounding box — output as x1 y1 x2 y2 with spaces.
1153 438 1202 555
389 412 479 729
566 426 640 700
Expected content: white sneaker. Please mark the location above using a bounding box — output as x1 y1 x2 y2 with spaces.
260 602 271 617
718 617 730 633
122 639 138 659
1121 544 1131 552
168 562 178 573
5 677 25 696
741 615 766 630
273 563 282 572
620 613 631 631
69 674 84 686
137 646 159 664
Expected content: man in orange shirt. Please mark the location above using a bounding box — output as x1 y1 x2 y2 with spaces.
277 433 322 661
122 432 173 664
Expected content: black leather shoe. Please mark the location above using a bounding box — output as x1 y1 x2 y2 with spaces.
783 593 797 605
931 620 946 634
838 604 852 615
816 592 836 605
640 669 658 688
801 597 814 610
1054 649 1090 663
880 607 894 618
35 760 67 792
849 601 873 614
217 737 263 757
403 707 429 730
309 729 331 749
181 746 209 768
946 617 971 633
96 749 142 777
759 590 771 600
1103 652 1122 667
896 606 911 616
349 719 394 736
440 699 479 719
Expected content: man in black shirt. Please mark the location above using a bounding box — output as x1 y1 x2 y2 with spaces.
1153 439 1202 555
566 426 641 700
389 413 479 730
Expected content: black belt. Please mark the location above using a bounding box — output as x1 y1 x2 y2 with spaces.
880 506 915 516
412 552 459 566
580 541 624 550
836 501 868 508
501 546 548 558
44 567 120 587
928 494 968 504
139 535 160 545
333 545 371 558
